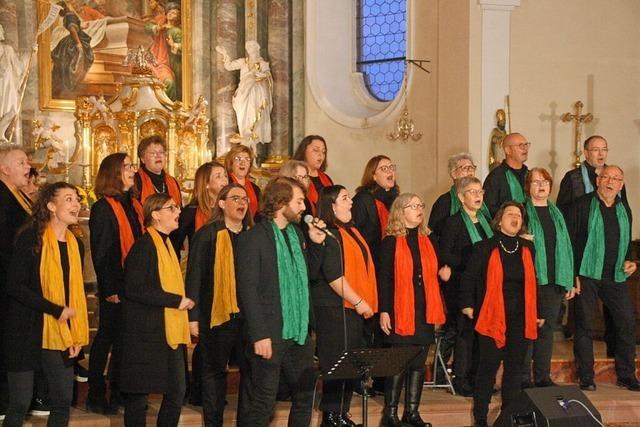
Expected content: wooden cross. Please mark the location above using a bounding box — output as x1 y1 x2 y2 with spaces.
561 101 593 168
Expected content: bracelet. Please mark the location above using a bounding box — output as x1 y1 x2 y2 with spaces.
354 298 363 308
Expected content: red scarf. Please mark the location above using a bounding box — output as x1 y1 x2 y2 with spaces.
475 246 538 348
393 233 446 335
195 207 209 231
374 199 390 239
338 227 378 312
104 196 144 266
137 168 182 207
230 174 259 218
306 170 333 215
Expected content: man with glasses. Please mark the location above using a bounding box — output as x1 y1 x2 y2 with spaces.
568 165 639 392
483 133 530 216
134 135 182 207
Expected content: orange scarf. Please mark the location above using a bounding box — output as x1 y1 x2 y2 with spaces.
306 170 333 215
230 174 259 218
475 246 538 348
105 196 145 266
393 233 446 335
137 167 182 206
195 206 209 231
339 227 378 312
374 199 390 239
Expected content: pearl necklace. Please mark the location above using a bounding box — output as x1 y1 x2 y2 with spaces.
499 239 519 254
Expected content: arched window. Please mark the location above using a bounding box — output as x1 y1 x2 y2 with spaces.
357 0 407 102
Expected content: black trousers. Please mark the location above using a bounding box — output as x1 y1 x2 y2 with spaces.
573 277 637 381
439 281 459 365
4 350 74 427
199 317 251 427
473 331 528 422
314 306 364 413
522 284 565 384
123 346 186 427
246 336 316 427
88 298 123 399
453 313 477 388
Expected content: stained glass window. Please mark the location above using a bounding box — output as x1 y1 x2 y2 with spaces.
357 0 407 102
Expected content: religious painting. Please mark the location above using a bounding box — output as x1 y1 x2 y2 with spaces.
37 0 191 111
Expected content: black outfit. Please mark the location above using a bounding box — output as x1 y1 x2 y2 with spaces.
309 227 366 418
439 212 488 392
377 228 435 426
352 185 398 266
236 221 319 427
482 160 528 216
567 193 636 383
170 203 198 254
459 233 536 424
185 220 251 427
427 191 452 243
88 193 143 408
3 227 84 426
120 232 186 427
134 165 182 203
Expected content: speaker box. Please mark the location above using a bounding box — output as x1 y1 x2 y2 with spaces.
493 385 603 427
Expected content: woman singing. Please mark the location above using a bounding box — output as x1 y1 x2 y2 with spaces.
225 145 261 221
378 193 448 427
292 135 333 215
460 202 542 427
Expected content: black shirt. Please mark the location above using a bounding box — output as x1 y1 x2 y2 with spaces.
535 206 557 282
601 202 620 280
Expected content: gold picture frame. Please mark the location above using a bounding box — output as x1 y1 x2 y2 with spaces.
37 0 191 111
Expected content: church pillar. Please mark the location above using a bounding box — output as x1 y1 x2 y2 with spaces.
478 0 520 177
267 0 290 156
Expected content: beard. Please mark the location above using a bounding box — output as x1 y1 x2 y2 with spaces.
283 206 302 224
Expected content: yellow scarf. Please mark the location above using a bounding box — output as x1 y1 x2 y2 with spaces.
147 227 190 349
210 229 240 327
8 185 32 215
40 225 89 350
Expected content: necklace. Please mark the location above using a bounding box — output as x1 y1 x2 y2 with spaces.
499 239 519 254
152 180 166 193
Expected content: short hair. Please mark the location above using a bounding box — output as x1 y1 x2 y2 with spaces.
189 161 225 217
292 135 328 171
279 159 309 179
317 185 347 227
210 183 254 227
224 144 254 174
137 135 166 160
260 176 305 219
599 164 624 178
490 201 527 234
386 192 430 237
455 176 482 194
447 152 474 177
94 153 128 198
0 145 25 167
583 135 607 150
143 193 172 227
524 167 553 196
356 155 397 193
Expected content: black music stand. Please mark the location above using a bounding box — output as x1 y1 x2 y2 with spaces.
323 346 423 427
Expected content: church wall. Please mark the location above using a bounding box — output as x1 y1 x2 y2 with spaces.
509 0 640 234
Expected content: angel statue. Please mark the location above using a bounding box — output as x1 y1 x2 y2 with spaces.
88 94 112 123
185 95 208 129
32 119 66 169
216 41 273 153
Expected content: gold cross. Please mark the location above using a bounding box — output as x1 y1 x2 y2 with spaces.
561 101 593 167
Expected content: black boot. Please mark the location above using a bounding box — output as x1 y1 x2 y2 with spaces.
401 370 431 427
381 373 409 427
321 412 343 427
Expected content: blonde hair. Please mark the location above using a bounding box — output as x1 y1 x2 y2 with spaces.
386 192 430 237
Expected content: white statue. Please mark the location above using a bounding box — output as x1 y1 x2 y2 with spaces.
88 94 112 123
216 41 273 151
185 95 208 129
32 119 65 169
0 24 28 142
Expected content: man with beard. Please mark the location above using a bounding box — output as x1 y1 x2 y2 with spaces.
483 133 530 216
236 177 326 426
568 165 639 392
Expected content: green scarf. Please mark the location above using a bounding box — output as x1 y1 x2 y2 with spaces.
505 169 526 203
449 185 491 219
460 208 493 244
525 199 574 290
579 197 630 283
271 221 310 344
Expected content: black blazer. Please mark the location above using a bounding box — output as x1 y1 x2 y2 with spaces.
427 191 452 243
439 212 479 286
483 161 528 216
0 180 31 289
352 186 398 266
236 220 319 345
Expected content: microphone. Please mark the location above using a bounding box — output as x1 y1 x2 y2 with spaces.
304 214 337 239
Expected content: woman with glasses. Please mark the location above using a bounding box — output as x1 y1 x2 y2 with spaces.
309 185 376 427
521 168 575 388
186 183 253 426
87 153 144 414
171 161 229 253
134 135 182 206
225 144 262 221
439 177 493 396
378 193 448 427
460 201 542 427
292 135 333 215
120 194 195 426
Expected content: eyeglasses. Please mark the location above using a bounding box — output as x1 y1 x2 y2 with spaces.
228 195 250 204
294 174 310 182
403 203 425 210
463 189 485 196
586 148 608 153
146 151 166 158
233 156 251 164
599 175 623 183
123 163 138 170
377 164 397 173
506 142 531 150
456 165 477 173
159 204 180 212
530 180 550 187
